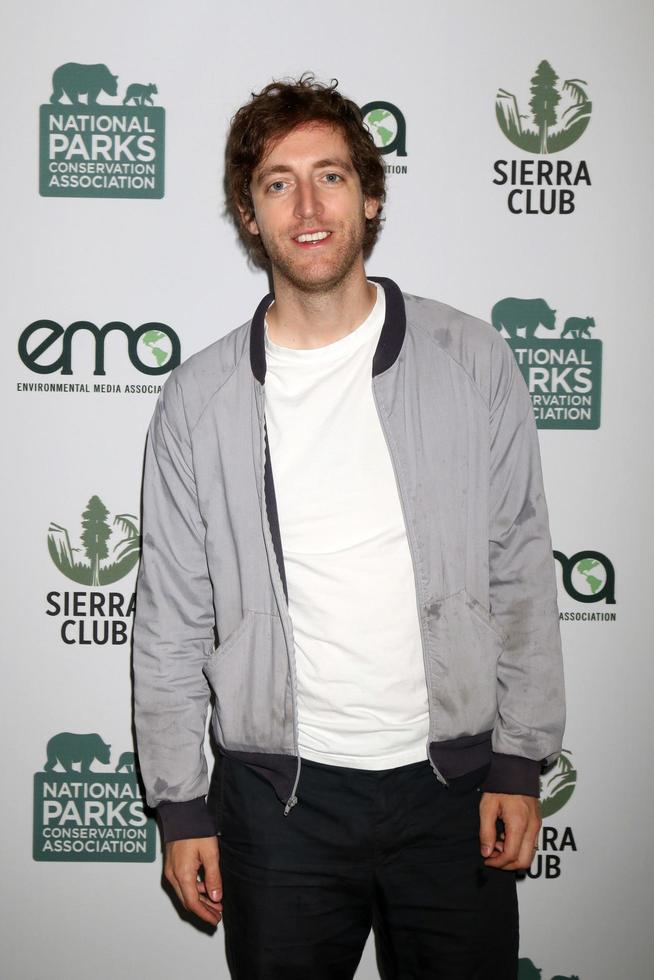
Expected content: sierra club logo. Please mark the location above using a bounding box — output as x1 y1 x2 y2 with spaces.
39 62 165 198
17 319 180 395
360 101 408 174
493 60 591 214
491 296 602 429
540 749 577 818
33 732 155 861
49 495 139 585
46 495 138 645
520 750 578 881
554 550 617 621
518 959 579 980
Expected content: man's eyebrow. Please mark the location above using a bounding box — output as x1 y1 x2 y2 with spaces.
313 157 354 173
255 157 354 185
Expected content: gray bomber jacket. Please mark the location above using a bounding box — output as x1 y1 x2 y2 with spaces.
133 278 565 842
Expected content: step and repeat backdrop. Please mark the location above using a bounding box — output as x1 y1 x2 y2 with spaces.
2 1 652 978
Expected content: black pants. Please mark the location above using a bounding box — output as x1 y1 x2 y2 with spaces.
217 754 518 979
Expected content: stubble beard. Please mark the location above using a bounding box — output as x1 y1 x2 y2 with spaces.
261 215 367 296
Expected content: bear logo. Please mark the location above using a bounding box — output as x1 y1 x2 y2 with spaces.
561 315 595 338
491 297 557 339
50 63 118 106
518 959 578 980
123 82 158 106
43 732 111 773
115 750 137 773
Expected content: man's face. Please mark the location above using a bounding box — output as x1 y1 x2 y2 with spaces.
243 121 379 293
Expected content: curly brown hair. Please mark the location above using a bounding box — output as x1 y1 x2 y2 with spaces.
224 74 386 268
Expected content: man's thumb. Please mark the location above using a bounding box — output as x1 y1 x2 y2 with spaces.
479 806 497 857
202 844 222 901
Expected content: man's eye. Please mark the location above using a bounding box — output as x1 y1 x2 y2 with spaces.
268 180 286 192
324 173 341 183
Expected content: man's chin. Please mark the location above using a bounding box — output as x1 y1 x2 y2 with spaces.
269 253 361 295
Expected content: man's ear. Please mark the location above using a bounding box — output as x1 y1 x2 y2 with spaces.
239 206 259 236
364 197 379 220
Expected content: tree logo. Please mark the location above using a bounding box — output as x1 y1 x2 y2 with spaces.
39 62 165 198
33 731 155 861
491 296 602 429
540 750 577 819
48 495 139 585
497 60 592 154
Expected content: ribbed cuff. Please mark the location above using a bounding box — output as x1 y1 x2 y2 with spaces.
480 753 541 797
157 797 217 843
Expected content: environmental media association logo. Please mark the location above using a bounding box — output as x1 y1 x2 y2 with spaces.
33 731 155 861
17 318 180 395
360 101 408 174
48 495 139 586
493 60 591 214
492 296 602 428
39 62 165 198
518 959 578 980
555 549 616 621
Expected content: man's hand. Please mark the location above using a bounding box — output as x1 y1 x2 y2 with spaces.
164 836 223 926
479 792 541 870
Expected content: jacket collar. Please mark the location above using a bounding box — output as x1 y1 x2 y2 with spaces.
249 276 406 383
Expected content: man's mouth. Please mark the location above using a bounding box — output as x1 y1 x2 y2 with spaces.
293 230 332 245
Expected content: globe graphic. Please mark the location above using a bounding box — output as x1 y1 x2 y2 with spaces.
571 558 607 597
364 108 397 149
136 330 173 369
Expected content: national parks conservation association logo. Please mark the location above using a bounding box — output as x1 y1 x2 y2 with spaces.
46 495 138 645
33 732 155 861
491 296 602 428
360 101 408 174
39 62 165 197
518 958 579 980
493 60 591 214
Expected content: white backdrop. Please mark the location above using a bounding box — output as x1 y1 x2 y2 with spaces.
2 2 653 978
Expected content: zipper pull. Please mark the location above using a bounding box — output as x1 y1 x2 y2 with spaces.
283 795 298 816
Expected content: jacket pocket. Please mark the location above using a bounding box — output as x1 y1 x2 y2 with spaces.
208 611 254 663
464 592 505 645
202 610 292 753
426 590 503 738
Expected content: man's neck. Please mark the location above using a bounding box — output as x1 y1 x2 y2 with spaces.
265 265 378 350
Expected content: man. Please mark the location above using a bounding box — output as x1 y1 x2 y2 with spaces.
133 75 565 979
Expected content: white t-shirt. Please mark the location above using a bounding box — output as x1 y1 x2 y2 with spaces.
263 282 430 769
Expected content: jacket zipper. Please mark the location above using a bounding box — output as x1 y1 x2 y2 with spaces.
371 380 447 786
257 385 302 815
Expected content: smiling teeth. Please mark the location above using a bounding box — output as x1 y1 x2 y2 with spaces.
296 231 330 242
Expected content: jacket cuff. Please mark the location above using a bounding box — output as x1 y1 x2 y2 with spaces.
480 752 541 797
156 797 217 843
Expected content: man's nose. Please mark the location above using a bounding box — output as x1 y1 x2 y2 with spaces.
293 180 322 220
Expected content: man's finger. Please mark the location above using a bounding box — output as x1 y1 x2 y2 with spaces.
511 812 542 870
178 870 222 925
484 800 535 869
166 870 187 910
479 796 500 858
